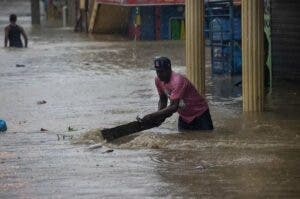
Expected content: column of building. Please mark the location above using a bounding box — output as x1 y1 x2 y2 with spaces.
242 0 264 112
185 0 205 95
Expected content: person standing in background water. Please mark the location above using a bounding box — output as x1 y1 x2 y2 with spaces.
4 14 28 48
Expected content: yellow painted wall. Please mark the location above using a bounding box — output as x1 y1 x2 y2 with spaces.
93 4 130 34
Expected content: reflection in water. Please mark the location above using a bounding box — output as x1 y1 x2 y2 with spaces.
0 1 299 198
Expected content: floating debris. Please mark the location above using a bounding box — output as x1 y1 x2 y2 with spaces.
40 128 48 131
16 64 25 67
88 143 103 150
102 149 114 154
18 120 27 125
68 126 76 132
37 100 47 105
195 161 210 171
57 134 74 141
195 165 206 170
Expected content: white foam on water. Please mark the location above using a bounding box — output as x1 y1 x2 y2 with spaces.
72 128 104 145
117 133 170 149
72 127 299 152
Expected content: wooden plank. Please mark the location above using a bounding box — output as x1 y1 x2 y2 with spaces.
89 1 99 33
101 117 165 141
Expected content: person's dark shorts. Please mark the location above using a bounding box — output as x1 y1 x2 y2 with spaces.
178 109 214 131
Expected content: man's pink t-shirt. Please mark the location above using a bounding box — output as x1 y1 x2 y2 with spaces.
155 71 208 123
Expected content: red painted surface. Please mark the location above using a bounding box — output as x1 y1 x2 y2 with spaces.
96 0 184 6
96 0 240 6
127 0 184 4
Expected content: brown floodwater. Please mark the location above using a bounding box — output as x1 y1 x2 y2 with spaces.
0 1 299 198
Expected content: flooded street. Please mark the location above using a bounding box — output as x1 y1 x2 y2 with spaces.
0 1 299 198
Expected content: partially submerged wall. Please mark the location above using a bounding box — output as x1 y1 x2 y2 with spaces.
93 4 130 34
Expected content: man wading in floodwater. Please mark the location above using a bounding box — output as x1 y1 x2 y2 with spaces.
101 56 213 140
4 14 28 48
141 56 214 131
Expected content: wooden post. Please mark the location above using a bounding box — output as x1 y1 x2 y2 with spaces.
31 0 40 25
88 0 99 33
79 0 86 10
242 0 264 112
185 0 205 94
67 0 76 27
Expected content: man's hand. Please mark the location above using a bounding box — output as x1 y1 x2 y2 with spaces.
140 100 180 126
141 113 156 124
140 113 166 127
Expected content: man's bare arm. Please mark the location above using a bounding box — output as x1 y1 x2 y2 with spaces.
4 27 9 47
142 99 180 124
20 27 28 47
158 94 168 110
